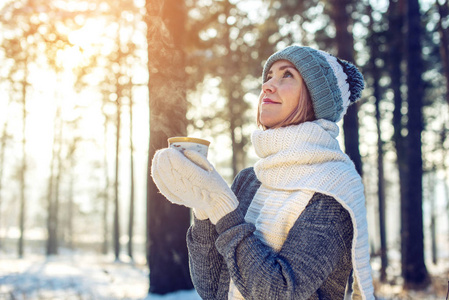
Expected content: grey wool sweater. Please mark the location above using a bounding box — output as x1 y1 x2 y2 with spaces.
186 167 354 300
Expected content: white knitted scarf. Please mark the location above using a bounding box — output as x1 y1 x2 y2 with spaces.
228 119 374 300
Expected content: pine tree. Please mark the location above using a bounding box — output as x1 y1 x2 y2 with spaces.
145 0 193 293
402 0 430 289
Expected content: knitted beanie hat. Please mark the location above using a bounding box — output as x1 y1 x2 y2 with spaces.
262 45 364 122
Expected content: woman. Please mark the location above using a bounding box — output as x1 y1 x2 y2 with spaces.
151 45 374 300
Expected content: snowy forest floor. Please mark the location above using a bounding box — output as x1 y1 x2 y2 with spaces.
0 249 448 300
0 250 154 300
373 273 449 300
370 254 449 300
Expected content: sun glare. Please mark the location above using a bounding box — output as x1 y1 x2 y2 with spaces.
68 19 107 51
57 45 83 69
16 13 131 186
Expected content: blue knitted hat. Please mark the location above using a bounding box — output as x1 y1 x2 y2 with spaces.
262 45 364 122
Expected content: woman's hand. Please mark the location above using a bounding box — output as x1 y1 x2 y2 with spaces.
151 148 238 224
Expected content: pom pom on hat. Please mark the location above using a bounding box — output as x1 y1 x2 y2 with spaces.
336 58 364 104
262 45 364 122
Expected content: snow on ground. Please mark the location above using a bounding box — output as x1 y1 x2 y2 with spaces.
0 250 200 300
371 253 449 300
0 248 447 300
144 290 200 300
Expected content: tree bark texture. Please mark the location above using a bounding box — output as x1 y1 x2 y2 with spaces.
387 0 411 281
403 0 429 289
329 0 363 176
146 0 193 294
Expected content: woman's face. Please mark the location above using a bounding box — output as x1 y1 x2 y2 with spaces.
259 60 306 128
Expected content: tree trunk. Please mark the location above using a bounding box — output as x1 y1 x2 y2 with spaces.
223 1 240 179
102 111 110 255
47 105 62 256
445 171 449 244
426 169 437 265
113 25 128 261
368 5 388 280
376 95 388 282
146 0 193 294
442 124 449 248
67 170 74 250
0 90 12 250
46 151 56 255
329 0 363 176
436 0 449 243
18 65 28 258
437 0 449 108
53 105 63 253
387 0 411 281
228 92 246 178
0 113 7 250
128 93 135 259
403 0 429 289
113 97 121 261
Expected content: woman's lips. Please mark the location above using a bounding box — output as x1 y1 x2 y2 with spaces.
262 98 279 104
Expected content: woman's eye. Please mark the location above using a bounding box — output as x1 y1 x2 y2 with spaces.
264 76 272 83
283 71 293 78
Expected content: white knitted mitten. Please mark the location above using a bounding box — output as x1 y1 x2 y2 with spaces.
151 148 238 224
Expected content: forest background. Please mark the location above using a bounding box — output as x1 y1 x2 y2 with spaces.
0 0 449 299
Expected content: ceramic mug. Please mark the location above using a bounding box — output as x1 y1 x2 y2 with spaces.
168 137 210 157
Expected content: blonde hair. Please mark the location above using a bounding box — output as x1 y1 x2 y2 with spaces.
257 78 316 130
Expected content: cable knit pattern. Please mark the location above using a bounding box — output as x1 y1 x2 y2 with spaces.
317 51 351 121
185 120 373 299
228 188 314 299
245 188 314 251
188 169 355 300
151 148 239 224
246 119 374 300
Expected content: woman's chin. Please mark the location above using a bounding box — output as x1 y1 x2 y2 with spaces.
260 115 279 128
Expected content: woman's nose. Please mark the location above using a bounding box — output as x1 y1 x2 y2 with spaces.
262 79 276 94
